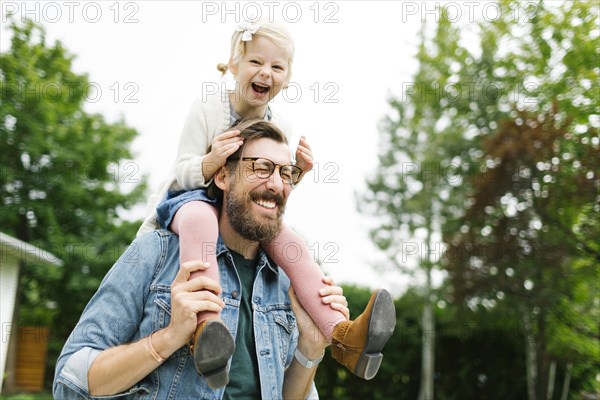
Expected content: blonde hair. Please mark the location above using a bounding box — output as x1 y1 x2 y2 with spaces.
217 20 295 77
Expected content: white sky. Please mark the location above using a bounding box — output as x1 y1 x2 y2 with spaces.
3 0 513 295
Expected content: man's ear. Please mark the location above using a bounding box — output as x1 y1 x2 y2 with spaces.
214 167 229 191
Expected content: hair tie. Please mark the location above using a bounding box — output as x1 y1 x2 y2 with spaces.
235 21 260 41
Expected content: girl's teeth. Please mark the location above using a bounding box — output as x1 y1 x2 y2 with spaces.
252 83 270 94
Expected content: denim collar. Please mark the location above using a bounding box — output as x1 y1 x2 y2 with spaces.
216 235 279 275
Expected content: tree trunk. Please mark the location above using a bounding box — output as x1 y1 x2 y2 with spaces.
419 292 435 400
418 216 435 400
560 362 573 400
538 313 549 400
523 312 538 400
546 360 556 400
418 299 435 400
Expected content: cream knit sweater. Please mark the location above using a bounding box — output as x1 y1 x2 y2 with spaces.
136 89 290 236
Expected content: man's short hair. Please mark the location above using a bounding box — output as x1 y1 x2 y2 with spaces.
207 118 289 202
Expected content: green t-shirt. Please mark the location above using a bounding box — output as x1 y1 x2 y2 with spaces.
223 250 261 400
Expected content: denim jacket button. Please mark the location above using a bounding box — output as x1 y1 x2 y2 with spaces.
232 291 239 299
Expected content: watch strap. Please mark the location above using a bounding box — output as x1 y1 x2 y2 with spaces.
294 347 324 369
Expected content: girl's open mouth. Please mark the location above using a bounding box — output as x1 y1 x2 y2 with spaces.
252 82 270 94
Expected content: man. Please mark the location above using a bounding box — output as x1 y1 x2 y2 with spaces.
53 119 351 399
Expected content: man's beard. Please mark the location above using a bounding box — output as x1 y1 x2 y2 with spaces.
225 187 284 243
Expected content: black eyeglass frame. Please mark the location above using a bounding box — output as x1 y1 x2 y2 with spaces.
231 157 304 185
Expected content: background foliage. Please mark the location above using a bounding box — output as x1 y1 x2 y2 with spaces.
1 18 146 387
359 0 598 398
1 1 598 398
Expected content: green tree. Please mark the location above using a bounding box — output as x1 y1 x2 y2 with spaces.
360 14 468 398
362 1 599 399
444 106 599 398
0 18 146 386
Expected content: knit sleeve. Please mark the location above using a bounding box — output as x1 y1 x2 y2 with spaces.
173 98 214 190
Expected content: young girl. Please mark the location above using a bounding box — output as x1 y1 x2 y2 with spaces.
139 21 395 388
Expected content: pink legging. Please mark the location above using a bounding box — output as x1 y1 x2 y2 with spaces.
171 201 347 341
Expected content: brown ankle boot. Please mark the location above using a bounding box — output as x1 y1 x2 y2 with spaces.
331 289 396 380
189 319 235 389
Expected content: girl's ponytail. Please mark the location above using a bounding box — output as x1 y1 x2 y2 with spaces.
216 63 228 74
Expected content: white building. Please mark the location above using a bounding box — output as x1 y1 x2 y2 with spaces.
0 232 62 393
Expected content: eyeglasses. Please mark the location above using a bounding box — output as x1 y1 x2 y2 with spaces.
234 157 303 185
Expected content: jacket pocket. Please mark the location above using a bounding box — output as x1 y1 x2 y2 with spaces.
151 284 188 359
273 309 296 363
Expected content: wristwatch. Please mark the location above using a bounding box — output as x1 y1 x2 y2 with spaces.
294 347 324 369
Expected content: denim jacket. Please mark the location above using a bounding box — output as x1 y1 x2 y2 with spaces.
53 230 318 399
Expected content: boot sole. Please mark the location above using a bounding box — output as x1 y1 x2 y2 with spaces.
193 320 235 389
354 289 396 380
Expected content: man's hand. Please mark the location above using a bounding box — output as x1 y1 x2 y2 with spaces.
166 260 225 347
288 277 349 358
295 136 314 174
318 276 350 320
283 277 348 399
89 259 223 396
203 130 243 181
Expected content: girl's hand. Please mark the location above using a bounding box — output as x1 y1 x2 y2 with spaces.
295 136 314 174
203 130 243 181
